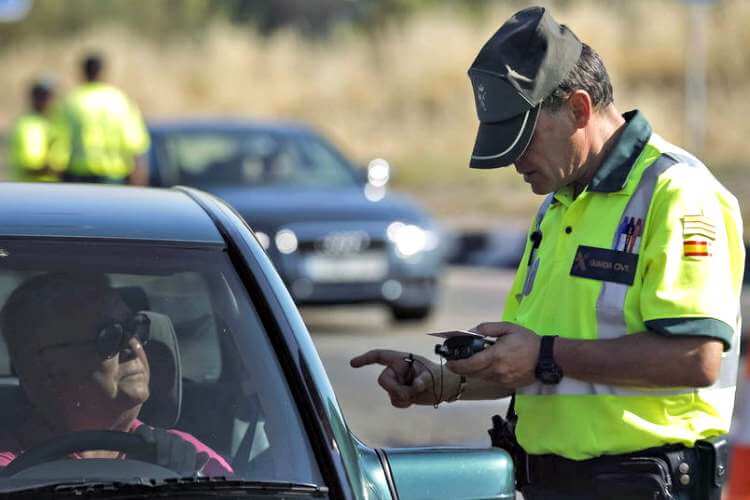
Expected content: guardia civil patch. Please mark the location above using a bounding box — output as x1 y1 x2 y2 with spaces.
570 246 638 285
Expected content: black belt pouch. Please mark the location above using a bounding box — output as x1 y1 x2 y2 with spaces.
695 436 729 500
487 414 528 486
590 456 673 500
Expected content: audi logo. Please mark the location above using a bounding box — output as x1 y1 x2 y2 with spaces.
318 231 370 255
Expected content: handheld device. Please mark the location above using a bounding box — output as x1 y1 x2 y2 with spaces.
432 333 495 360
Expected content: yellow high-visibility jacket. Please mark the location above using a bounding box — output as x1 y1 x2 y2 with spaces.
53 83 150 180
7 112 65 182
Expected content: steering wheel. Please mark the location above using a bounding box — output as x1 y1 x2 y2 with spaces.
1 430 157 477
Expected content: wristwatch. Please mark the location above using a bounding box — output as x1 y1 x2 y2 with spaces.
535 335 563 384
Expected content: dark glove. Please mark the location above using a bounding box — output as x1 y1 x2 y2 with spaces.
132 425 209 476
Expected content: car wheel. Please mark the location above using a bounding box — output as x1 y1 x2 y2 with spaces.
390 304 433 322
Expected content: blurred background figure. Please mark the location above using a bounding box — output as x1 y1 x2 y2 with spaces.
55 52 150 185
7 77 64 182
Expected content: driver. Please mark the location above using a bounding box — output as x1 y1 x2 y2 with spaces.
0 272 233 476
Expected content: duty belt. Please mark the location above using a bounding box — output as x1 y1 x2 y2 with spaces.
522 438 726 500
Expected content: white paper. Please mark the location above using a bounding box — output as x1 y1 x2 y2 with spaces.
426 329 482 339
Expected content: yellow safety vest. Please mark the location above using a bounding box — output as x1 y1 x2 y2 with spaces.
53 83 150 180
7 113 65 182
504 110 744 460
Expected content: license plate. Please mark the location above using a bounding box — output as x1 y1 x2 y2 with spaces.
304 252 388 283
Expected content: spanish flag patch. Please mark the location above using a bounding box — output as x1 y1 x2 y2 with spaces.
684 240 710 257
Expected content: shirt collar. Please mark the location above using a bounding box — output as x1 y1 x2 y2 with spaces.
588 110 652 193
551 110 651 206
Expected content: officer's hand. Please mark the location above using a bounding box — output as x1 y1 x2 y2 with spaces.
350 349 440 408
132 425 210 476
447 322 540 389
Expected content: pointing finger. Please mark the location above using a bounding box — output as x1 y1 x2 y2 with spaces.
350 349 402 368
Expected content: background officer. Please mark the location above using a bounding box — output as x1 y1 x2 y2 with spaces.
55 53 150 185
7 78 65 182
351 6 744 499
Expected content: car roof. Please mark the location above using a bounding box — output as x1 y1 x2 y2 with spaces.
0 183 225 245
148 118 314 137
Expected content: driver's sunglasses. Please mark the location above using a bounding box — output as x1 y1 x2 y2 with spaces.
96 313 151 360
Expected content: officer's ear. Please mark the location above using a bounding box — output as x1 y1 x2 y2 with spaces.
567 90 592 130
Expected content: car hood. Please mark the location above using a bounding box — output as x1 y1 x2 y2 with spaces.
205 186 432 231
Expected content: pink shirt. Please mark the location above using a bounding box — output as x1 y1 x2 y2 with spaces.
0 419 233 476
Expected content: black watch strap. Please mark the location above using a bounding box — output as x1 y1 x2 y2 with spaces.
535 335 563 385
540 335 556 360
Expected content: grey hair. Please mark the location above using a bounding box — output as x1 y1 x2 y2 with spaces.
542 43 614 112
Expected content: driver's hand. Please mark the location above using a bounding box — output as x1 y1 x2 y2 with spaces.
350 349 444 407
132 425 210 476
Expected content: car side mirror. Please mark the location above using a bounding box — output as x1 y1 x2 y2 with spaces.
383 447 514 499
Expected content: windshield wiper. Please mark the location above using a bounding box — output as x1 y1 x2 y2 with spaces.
3 477 329 498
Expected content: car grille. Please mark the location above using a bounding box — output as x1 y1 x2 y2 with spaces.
296 230 389 284
297 231 386 256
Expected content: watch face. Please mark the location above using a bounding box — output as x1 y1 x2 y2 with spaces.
535 360 563 384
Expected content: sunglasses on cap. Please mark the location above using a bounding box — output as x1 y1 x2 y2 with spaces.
96 312 151 360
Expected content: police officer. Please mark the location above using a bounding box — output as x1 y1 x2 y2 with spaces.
351 7 743 499
7 79 65 182
55 53 150 185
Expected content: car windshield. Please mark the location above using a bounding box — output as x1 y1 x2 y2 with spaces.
0 239 323 490
153 129 359 189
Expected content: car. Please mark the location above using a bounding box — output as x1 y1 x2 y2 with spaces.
0 182 513 499
146 120 444 322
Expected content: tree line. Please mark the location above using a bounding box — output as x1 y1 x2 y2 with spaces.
0 0 516 44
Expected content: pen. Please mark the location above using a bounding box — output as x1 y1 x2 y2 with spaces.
616 217 630 251
627 218 643 253
623 217 635 252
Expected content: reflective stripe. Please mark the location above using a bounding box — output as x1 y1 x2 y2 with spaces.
521 258 539 297
596 154 677 340
521 194 554 297
521 377 695 396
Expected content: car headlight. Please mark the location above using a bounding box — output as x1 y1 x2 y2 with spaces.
387 222 438 258
275 229 298 254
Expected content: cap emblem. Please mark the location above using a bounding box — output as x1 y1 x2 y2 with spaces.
504 64 532 84
477 83 487 111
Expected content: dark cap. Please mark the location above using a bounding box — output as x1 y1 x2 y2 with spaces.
468 6 582 168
